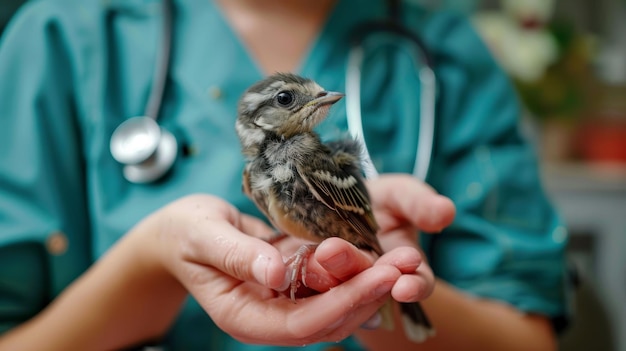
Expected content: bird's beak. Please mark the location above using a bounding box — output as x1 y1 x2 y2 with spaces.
307 91 344 107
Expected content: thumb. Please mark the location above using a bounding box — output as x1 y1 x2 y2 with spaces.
182 218 289 291
162 195 288 291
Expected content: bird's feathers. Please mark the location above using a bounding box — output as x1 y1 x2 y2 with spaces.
296 154 382 255
236 73 434 343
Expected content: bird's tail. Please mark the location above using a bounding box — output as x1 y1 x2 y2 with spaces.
378 299 395 331
399 302 436 343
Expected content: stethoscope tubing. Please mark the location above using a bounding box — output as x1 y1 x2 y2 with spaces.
112 0 436 184
345 19 437 181
109 0 177 184
145 0 173 120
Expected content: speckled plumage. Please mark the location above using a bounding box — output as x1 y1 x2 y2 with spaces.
236 73 381 253
235 73 434 343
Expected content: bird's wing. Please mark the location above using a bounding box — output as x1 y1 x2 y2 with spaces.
296 160 379 243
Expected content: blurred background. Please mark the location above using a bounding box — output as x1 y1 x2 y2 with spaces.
467 1 626 350
1 0 625 350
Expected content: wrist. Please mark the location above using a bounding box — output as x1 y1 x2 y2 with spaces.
0 208 189 351
88 209 188 348
128 205 188 298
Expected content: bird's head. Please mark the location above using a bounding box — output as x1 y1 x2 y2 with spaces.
235 73 343 150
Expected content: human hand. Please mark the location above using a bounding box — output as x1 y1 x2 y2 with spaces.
366 174 456 302
368 174 456 246
0 179 452 351
141 194 416 345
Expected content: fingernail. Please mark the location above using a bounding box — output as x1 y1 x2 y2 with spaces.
277 265 294 292
373 281 394 299
252 254 271 287
360 312 382 330
322 251 348 270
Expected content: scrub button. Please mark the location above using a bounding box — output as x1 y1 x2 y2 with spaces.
466 181 483 199
207 86 223 99
552 225 568 243
46 231 69 255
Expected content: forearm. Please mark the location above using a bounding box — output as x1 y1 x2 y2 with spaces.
356 279 557 351
0 220 187 351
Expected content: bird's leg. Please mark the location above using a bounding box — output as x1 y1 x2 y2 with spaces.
283 244 318 302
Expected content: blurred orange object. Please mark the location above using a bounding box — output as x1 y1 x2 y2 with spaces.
577 116 626 163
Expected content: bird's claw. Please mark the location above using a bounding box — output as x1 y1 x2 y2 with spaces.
283 244 318 303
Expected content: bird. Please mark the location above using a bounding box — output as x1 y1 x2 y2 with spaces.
235 72 435 343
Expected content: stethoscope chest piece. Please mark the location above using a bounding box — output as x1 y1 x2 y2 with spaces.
110 116 177 184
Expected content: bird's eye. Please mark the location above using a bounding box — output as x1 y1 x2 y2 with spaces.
276 91 294 106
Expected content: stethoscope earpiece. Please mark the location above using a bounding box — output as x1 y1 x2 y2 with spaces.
110 116 178 184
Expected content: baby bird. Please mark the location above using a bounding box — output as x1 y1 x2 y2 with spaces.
235 73 434 343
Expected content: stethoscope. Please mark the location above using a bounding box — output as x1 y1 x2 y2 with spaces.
110 0 436 184
109 0 177 184
346 2 437 181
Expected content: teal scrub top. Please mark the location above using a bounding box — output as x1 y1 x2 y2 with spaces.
0 0 568 349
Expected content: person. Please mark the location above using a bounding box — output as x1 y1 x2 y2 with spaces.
0 0 568 350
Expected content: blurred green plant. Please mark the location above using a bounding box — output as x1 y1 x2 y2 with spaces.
514 20 595 122
473 0 596 123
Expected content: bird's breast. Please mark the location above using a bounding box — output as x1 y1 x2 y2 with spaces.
270 163 294 183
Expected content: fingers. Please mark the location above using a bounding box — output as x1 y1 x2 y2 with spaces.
188 220 289 290
312 237 433 303
309 238 431 303
387 258 434 303
201 239 430 345
374 245 422 273
376 245 433 302
162 193 435 346
313 238 374 281
220 264 402 345
285 265 399 342
165 195 288 291
159 194 433 346
296 237 376 293
367 174 456 233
